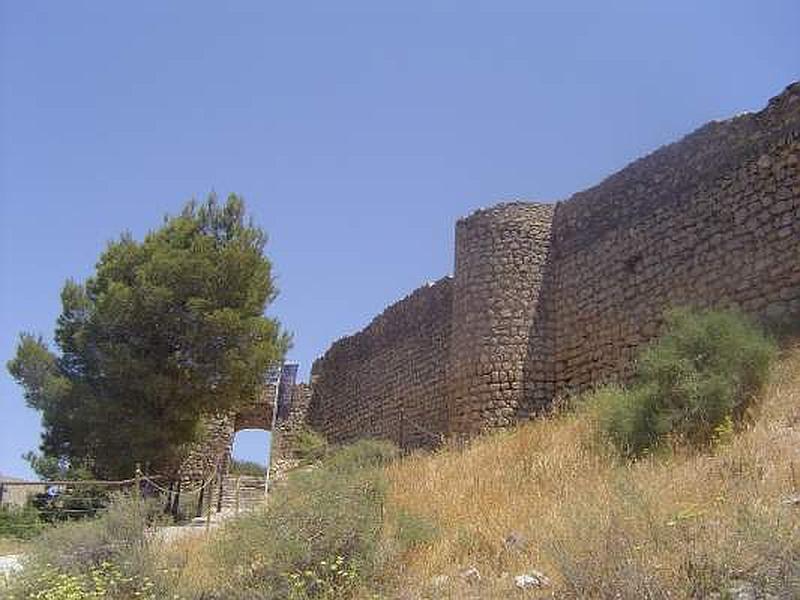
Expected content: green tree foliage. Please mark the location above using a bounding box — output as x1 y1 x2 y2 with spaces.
21 452 96 482
8 194 289 478
593 307 776 457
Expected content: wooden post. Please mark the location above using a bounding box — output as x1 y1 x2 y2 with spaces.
205 476 213 535
171 480 182 518
399 406 405 449
196 481 205 518
235 476 241 514
165 481 174 514
216 461 224 513
134 463 141 498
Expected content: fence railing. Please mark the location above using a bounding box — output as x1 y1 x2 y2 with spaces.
0 460 237 526
1 416 447 530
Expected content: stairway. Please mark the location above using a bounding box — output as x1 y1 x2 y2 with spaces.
218 475 266 513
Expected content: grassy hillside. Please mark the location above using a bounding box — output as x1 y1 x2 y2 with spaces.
5 326 798 599
385 345 800 598
157 342 800 599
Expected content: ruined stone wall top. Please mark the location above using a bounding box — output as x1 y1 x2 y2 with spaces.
542 81 800 398
553 82 800 255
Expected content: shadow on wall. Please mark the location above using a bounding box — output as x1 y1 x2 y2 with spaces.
520 215 559 420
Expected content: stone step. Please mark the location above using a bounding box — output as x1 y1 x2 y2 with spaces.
215 475 267 513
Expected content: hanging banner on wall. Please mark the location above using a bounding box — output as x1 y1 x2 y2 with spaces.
277 363 299 420
265 365 281 386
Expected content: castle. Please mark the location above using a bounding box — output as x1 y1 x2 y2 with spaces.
184 82 799 491
307 81 800 446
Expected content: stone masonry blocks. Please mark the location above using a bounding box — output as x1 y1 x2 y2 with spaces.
185 82 800 468
308 81 800 449
448 202 555 435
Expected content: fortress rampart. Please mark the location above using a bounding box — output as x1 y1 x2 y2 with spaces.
308 277 453 447
181 83 800 484
448 203 554 435
308 82 800 445
537 83 799 408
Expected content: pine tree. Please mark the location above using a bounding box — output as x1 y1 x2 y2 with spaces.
8 194 289 478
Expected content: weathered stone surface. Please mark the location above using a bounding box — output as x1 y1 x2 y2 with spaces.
514 571 551 590
308 278 453 449
461 567 482 584
269 384 313 481
449 202 555 436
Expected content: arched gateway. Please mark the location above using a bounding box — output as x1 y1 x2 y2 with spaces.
179 363 311 513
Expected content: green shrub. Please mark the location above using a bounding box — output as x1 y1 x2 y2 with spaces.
25 493 164 572
292 426 329 465
4 493 166 599
4 561 158 600
593 308 776 457
591 385 659 457
209 439 401 599
322 438 398 474
229 459 267 476
0 504 44 540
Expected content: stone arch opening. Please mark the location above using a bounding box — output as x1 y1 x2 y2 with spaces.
180 363 304 513
219 427 270 512
230 428 270 476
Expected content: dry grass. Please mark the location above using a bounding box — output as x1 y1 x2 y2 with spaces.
0 538 27 556
144 530 221 596
384 346 800 599
111 346 800 599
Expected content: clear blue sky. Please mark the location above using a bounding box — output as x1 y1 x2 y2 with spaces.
1 1 798 478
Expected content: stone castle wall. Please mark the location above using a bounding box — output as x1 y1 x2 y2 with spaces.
535 86 800 405
269 383 313 480
176 83 800 470
178 381 277 484
179 379 313 510
307 82 800 446
179 413 236 481
308 277 453 448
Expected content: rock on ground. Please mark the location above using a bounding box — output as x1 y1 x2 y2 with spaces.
0 554 24 578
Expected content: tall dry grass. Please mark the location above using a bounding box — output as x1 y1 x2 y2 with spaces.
385 346 800 599
105 346 800 599
144 532 219 597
